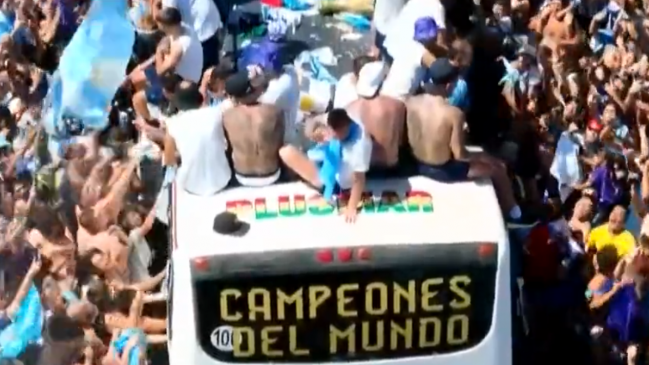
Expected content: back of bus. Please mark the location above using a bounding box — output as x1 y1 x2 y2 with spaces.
169 176 511 365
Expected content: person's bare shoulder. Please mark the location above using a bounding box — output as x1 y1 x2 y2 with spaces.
446 103 465 120
222 106 238 120
257 104 282 119
406 94 432 109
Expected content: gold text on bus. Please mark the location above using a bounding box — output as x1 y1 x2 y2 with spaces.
219 276 472 357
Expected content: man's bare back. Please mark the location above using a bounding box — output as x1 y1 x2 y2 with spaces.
223 104 284 176
347 95 406 167
406 94 464 165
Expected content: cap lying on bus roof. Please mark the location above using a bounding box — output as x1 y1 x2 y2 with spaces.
213 211 250 236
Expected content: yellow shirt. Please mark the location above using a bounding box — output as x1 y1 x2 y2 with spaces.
587 224 636 258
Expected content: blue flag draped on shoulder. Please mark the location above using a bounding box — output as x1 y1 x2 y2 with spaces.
46 0 134 136
0 284 44 358
113 328 146 365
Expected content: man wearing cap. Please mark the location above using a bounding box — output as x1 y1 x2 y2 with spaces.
381 15 445 101
407 58 528 225
222 69 284 187
163 82 231 195
347 61 406 170
501 45 539 114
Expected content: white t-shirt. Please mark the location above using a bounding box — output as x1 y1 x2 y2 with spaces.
337 123 372 189
166 105 231 195
333 73 358 109
162 0 222 42
380 46 426 101
172 26 204 82
258 67 301 145
373 0 408 35
383 0 446 59
128 228 152 284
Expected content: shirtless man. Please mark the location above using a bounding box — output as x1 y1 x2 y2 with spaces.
406 58 527 225
346 61 406 170
223 69 284 186
569 197 593 241
75 153 139 285
540 4 583 95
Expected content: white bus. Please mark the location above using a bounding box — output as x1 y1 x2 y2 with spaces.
166 175 512 365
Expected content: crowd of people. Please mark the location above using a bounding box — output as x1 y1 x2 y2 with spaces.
3 0 649 363
0 0 225 364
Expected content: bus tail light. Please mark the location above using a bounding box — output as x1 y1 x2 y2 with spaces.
316 248 371 263
357 247 371 260
337 248 353 262
316 249 333 263
193 257 210 271
478 243 497 258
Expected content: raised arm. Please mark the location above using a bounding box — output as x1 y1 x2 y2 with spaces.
129 266 167 292
5 258 40 319
100 158 139 222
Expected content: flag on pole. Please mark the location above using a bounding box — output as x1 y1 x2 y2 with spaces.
45 0 134 137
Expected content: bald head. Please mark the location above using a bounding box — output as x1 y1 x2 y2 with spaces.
608 205 627 233
573 197 593 221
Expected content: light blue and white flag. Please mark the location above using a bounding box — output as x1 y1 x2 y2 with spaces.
0 284 44 358
46 0 134 136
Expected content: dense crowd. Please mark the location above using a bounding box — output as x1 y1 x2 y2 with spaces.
3 0 649 364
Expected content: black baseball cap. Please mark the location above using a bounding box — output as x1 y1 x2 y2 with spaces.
213 211 250 236
225 70 253 98
427 58 459 85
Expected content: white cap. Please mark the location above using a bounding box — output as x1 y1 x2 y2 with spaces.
356 61 387 98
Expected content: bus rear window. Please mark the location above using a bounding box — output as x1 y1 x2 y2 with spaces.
192 243 497 363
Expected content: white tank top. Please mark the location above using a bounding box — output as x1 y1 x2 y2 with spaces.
172 26 204 83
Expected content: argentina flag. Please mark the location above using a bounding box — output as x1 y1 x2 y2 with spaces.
46 0 134 135
0 284 44 358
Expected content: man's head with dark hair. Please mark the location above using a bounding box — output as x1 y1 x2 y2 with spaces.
38 313 85 365
112 288 137 315
326 108 353 140
426 58 460 96
174 81 203 111
594 246 619 275
156 7 182 32
161 73 183 94
209 62 235 94
352 55 374 78
29 201 66 240
213 212 249 236
224 70 255 103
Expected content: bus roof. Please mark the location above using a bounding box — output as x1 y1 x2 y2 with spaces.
171 176 507 258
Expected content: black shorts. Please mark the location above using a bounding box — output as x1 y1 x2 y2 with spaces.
418 160 470 182
201 32 221 72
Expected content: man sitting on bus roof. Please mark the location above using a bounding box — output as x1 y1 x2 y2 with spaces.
280 109 372 223
162 82 231 196
223 68 284 187
346 61 406 175
406 58 529 226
